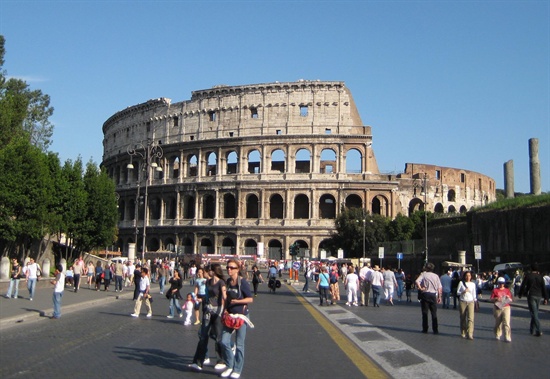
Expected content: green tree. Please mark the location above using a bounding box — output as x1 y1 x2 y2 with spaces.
387 213 415 241
0 35 54 151
72 161 118 253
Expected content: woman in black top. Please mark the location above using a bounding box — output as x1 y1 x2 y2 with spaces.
190 263 227 371
166 269 183 318
6 258 22 298
251 265 263 296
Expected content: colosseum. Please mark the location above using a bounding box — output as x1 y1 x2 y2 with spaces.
102 80 496 260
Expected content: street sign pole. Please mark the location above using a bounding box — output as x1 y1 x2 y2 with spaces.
474 245 482 273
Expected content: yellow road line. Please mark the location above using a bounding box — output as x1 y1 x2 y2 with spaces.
289 285 390 379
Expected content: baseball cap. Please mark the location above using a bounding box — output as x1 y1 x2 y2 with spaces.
497 277 506 283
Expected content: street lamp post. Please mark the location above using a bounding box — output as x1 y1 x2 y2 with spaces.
422 173 428 264
127 141 163 261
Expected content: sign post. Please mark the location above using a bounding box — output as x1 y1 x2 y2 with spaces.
474 245 482 273
378 247 385 268
396 252 403 269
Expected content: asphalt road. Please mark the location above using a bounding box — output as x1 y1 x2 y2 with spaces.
0 277 548 379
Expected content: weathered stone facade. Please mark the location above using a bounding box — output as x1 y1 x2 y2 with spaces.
102 80 496 259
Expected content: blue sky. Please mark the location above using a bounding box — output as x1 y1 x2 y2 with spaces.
1 0 548 193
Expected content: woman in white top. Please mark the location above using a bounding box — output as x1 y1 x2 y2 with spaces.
344 266 360 306
457 271 478 339
382 267 398 306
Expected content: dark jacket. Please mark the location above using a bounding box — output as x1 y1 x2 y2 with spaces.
519 272 548 300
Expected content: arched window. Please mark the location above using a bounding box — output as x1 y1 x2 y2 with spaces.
268 239 283 260
271 149 285 173
448 189 456 202
203 194 215 219
246 194 259 218
345 194 362 209
270 194 284 219
206 152 217 176
434 203 444 213
184 196 195 219
346 148 362 173
223 193 237 218
188 154 198 177
319 194 336 219
226 151 238 174
295 149 311 173
320 149 336 173
248 150 261 174
294 194 309 219
448 205 456 213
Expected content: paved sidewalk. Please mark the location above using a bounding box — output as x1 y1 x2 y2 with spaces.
0 279 134 330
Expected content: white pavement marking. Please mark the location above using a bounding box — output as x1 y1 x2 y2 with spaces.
298 289 466 379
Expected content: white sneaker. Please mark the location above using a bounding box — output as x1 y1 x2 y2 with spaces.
166 315 174 319
214 363 227 370
184 321 191 325
203 358 211 366
179 313 183 318
146 313 152 318
189 363 202 371
230 373 241 379
131 313 139 317
220 368 233 378
345 302 350 306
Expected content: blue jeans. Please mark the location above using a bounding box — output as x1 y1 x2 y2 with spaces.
221 323 247 374
52 291 63 318
193 313 223 366
302 276 309 292
442 291 451 309
159 277 166 293
115 275 123 291
527 296 541 334
169 297 182 316
372 285 382 306
7 278 20 298
27 278 37 299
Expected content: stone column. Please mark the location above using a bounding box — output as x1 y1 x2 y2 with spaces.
42 258 51 278
458 251 466 265
529 138 541 195
504 160 514 198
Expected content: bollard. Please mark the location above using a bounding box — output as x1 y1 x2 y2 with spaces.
0 256 9 280
42 258 51 279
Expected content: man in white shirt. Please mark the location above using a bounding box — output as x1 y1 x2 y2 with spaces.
359 263 373 306
368 265 384 307
24 258 41 301
51 264 65 319
131 267 152 318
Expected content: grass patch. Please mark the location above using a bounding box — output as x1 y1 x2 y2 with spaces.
471 193 550 212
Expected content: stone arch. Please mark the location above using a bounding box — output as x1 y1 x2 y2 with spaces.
268 239 283 260
226 151 238 174
434 203 444 213
459 205 467 213
320 148 336 174
246 193 259 218
181 237 193 254
199 237 214 254
147 237 160 252
183 195 195 219
408 198 424 215
247 149 261 174
202 194 215 219
448 189 456 202
244 239 257 255
221 237 236 255
319 194 336 219
150 197 162 220
346 148 362 173
271 148 286 173
295 148 311 173
448 205 456 213
206 151 217 176
294 194 309 219
164 237 176 250
371 195 389 216
168 155 180 179
223 193 237 218
345 194 362 209
293 239 310 257
166 196 177 219
188 154 198 177
269 193 284 219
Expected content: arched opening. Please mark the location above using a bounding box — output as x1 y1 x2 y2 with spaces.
434 203 444 213
346 148 362 173
188 154 198 177
221 237 235 255
151 197 161 220
166 196 177 219
172 156 180 178
248 150 261 174
246 194 259 219
447 189 456 202
244 239 257 255
147 237 160 252
294 194 309 219
271 149 285 173
345 194 362 209
226 151 238 174
448 205 456 213
408 198 424 216
206 152 217 176
320 148 336 173
199 238 214 254
319 194 336 219
181 237 193 254
269 194 284 219
371 195 389 216
268 239 283 260
295 148 311 173
119 200 126 221
203 194 215 219
223 193 237 218
459 205 467 213
184 196 195 219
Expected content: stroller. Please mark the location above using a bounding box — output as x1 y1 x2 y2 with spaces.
268 276 281 293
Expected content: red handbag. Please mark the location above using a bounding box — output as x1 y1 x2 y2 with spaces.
222 311 245 330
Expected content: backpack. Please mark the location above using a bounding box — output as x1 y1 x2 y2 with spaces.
330 272 338 284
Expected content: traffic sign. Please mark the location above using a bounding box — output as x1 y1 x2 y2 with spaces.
378 247 385 259
396 252 403 260
474 245 482 260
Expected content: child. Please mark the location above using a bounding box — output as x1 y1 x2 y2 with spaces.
183 293 194 325
490 277 513 342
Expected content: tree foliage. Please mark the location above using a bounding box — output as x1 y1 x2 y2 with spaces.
0 36 118 260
